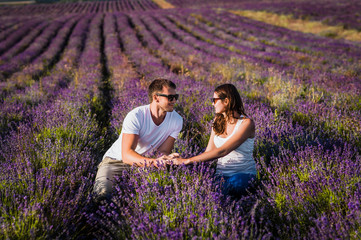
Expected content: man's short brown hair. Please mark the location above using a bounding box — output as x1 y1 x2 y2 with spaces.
148 79 177 102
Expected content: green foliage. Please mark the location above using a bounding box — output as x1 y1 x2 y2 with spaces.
1 209 44 240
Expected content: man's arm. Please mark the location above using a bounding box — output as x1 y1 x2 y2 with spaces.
121 133 154 167
157 136 176 156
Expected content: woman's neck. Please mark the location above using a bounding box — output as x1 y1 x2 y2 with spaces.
224 111 241 124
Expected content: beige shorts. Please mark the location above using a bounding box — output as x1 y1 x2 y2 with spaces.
97 156 130 171
93 157 131 199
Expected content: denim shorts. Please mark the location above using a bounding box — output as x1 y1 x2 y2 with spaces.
217 172 256 197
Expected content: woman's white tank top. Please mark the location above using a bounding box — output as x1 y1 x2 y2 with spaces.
214 118 257 176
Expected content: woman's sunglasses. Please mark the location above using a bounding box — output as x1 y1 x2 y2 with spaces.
156 93 179 101
211 97 224 104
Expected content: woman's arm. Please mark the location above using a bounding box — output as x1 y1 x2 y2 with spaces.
180 118 255 164
204 129 216 152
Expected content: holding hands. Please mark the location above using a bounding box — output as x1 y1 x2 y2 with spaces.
154 153 191 166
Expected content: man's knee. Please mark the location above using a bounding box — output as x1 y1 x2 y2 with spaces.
92 157 130 201
93 176 114 201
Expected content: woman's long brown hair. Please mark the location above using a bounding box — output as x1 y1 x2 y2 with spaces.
212 84 247 135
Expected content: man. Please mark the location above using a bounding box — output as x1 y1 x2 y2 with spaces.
93 78 183 200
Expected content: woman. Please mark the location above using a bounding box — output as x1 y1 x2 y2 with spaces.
174 84 257 197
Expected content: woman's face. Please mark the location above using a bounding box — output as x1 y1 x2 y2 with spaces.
212 92 226 114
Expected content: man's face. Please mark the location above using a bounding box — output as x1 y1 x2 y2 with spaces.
154 86 178 112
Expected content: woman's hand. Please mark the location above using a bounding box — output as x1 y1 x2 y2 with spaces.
172 158 192 165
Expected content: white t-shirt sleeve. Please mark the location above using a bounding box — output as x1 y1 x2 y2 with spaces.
169 115 183 139
121 110 142 135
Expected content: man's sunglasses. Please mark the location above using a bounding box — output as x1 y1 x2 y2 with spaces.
211 97 224 104
156 93 179 101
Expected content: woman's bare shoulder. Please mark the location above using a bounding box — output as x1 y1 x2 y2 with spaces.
239 117 255 137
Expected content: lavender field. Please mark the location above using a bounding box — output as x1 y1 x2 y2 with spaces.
0 0 360 239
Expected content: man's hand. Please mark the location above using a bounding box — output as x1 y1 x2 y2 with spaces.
153 153 193 166
152 154 176 168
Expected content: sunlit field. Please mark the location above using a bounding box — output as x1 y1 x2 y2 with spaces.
0 0 360 239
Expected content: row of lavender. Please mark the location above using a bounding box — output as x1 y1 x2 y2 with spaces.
171 8 361 148
168 0 361 31
171 8 361 91
0 14 81 133
0 13 109 238
0 0 158 16
222 0 361 31
0 7 360 239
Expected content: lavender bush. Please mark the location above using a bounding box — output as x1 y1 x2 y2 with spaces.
88 163 271 239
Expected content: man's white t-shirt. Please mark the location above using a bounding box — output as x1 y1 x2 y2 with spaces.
103 104 183 161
